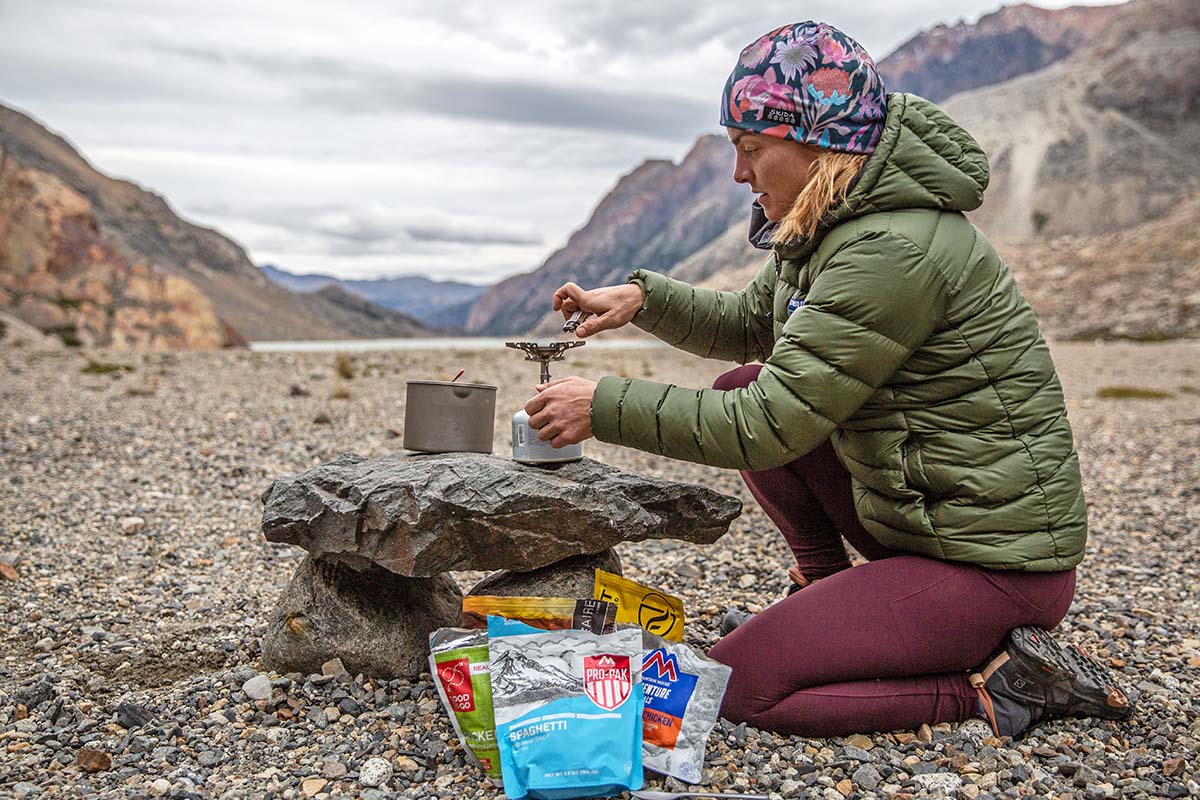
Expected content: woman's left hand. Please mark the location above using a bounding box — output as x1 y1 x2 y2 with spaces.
524 377 596 447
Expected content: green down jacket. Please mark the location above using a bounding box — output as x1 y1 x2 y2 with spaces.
591 93 1087 572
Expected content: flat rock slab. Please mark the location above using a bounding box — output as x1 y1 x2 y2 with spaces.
261 452 742 575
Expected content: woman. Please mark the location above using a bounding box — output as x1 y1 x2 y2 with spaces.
523 21 1131 738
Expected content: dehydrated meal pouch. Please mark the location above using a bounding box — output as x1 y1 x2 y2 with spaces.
428 628 502 784
639 631 733 784
594 569 685 641
488 615 644 799
462 596 616 633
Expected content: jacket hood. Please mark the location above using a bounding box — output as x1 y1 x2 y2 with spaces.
751 93 990 254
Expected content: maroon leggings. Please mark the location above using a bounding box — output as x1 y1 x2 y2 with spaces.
707 365 1076 736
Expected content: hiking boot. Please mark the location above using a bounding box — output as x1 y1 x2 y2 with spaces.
719 607 754 636
970 625 1134 738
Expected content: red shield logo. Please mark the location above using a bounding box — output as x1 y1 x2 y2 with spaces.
583 654 631 710
436 657 475 712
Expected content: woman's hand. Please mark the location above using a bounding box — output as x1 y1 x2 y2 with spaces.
523 377 597 447
552 282 644 338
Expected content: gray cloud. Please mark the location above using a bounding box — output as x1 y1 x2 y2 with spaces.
1 0 1124 283
214 203 543 255
146 44 711 139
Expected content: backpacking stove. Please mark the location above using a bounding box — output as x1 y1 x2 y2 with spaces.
505 340 586 464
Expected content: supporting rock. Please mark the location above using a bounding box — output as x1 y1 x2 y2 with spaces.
467 549 622 600
262 556 462 679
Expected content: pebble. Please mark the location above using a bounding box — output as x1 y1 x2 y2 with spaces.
76 746 112 773
358 757 393 788
843 745 872 761
853 763 881 790
117 700 154 729
322 657 349 677
395 755 421 771
912 772 963 793
241 674 273 701
120 515 146 534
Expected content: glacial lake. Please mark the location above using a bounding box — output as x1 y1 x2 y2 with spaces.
249 337 667 352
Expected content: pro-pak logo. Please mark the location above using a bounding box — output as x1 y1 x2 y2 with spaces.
436 657 475 712
583 654 631 710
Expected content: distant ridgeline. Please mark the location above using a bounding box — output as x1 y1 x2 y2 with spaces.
259 265 486 331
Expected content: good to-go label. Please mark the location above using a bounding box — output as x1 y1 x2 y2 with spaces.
436 656 476 712
641 648 698 749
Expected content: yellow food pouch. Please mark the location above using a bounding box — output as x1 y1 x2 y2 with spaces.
594 569 684 642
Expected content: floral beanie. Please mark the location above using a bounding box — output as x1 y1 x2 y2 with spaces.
720 21 886 154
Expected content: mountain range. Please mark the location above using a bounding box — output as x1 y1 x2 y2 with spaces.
260 265 486 330
463 0 1198 339
0 105 433 348
3 0 1195 347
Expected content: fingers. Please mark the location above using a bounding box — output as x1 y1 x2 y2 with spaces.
524 392 549 416
535 378 572 391
553 282 584 315
536 422 562 442
575 310 616 338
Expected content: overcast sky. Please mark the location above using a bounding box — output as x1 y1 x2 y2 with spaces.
0 1 1120 285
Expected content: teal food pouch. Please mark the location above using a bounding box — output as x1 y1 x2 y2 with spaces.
488 615 644 800
428 628 502 785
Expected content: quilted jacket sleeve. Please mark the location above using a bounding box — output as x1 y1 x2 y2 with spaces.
625 259 777 365
591 232 950 469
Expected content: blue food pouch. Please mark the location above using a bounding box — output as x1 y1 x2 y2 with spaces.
488 615 644 799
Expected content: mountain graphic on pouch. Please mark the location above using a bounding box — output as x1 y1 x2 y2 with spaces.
489 648 582 709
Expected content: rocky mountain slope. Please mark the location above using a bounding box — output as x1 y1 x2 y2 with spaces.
878 3 1121 103
943 0 1200 238
700 193 1200 341
0 104 432 347
261 265 485 330
1000 194 1200 341
465 2 1144 336
0 155 229 349
464 136 752 335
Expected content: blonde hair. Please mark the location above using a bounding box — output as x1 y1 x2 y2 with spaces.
771 148 868 245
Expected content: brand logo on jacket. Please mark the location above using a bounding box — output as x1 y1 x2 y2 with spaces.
787 297 806 316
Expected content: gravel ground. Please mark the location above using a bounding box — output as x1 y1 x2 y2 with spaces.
1 340 1198 799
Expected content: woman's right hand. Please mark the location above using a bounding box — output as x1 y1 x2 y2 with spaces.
552 281 644 338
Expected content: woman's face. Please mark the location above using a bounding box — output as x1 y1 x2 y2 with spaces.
728 128 820 221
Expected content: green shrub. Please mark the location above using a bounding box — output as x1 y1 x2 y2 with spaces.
1031 210 1051 234
81 360 134 375
46 325 82 347
1096 386 1173 400
334 353 356 380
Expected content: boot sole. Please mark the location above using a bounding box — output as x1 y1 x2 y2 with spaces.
1006 625 1133 721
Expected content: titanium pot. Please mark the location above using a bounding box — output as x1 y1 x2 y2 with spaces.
403 380 497 454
